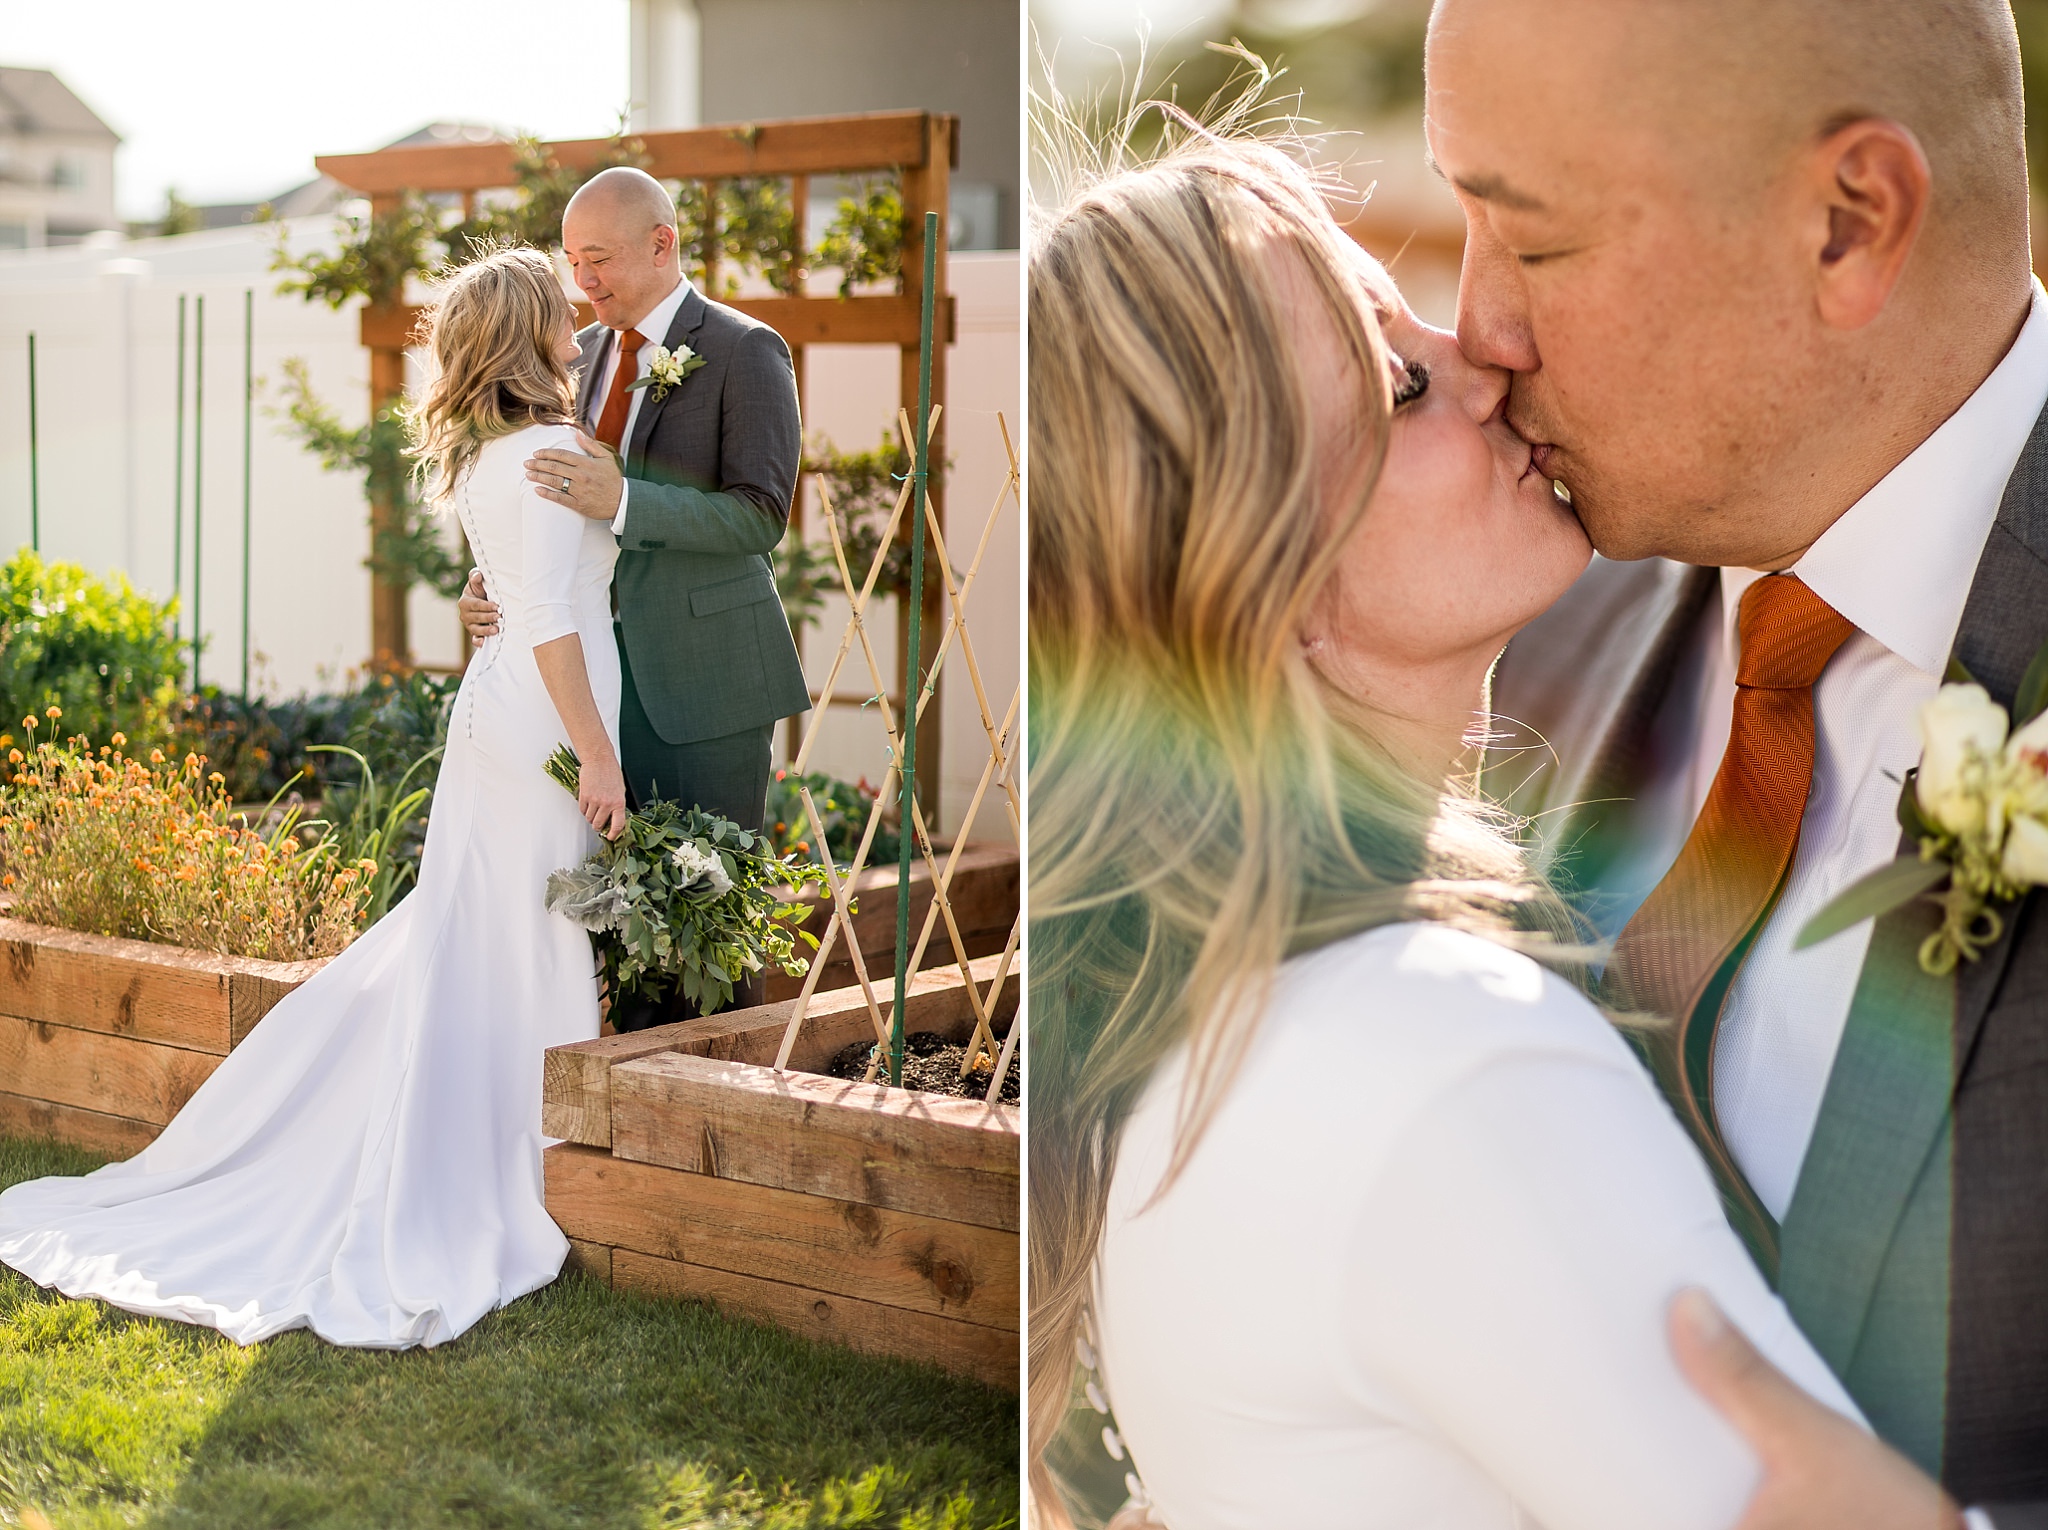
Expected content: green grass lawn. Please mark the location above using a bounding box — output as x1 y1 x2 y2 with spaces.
0 1136 1018 1530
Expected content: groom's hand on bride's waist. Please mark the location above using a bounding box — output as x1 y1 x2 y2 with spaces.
527 432 624 523
459 570 500 646
1670 1289 1965 1530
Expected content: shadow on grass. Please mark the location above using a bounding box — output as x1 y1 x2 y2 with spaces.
0 1138 1018 1530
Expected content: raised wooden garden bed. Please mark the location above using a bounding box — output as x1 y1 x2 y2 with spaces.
543 953 1020 1389
765 843 1017 1000
0 917 323 1157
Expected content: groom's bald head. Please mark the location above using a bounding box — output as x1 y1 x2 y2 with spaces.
564 167 679 236
1427 0 2033 566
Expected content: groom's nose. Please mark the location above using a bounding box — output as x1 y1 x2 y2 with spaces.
1455 223 1541 378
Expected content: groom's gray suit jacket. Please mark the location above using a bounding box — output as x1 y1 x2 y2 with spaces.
1489 397 2048 1509
574 285 811 746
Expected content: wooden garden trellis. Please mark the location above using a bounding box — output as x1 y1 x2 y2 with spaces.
770 403 1021 1103
312 108 958 818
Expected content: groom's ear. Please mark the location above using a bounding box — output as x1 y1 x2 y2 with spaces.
1807 118 1931 332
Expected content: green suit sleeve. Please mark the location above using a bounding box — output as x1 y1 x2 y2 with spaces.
616 323 799 558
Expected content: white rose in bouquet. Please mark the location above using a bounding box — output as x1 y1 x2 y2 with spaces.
671 840 735 897
1917 684 2011 837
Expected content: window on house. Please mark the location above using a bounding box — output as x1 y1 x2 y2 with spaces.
50 154 86 190
0 223 29 249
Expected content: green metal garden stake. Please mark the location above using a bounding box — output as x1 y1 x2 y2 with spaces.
889 211 939 1089
25 332 37 552
192 294 204 691
241 288 253 699
173 295 186 648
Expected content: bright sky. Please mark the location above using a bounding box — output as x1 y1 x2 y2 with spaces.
5 1 633 221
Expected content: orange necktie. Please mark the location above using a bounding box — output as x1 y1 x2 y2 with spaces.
1604 572 1856 1270
593 328 647 453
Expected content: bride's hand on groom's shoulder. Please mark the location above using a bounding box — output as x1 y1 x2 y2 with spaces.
1670 1290 1963 1530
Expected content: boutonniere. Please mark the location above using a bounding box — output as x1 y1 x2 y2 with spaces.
1799 640 2048 974
625 342 706 404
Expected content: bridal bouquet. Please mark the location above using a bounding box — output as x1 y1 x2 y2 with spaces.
541 746 831 1014
1800 644 2048 974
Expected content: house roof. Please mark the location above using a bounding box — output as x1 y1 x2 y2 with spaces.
0 67 120 142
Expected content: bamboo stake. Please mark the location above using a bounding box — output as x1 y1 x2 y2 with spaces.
192 294 205 690
240 288 253 699
24 333 37 552
173 295 186 650
985 940 1022 1106
889 211 939 1088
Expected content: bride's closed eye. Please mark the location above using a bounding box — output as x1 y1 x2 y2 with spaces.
1391 356 1430 409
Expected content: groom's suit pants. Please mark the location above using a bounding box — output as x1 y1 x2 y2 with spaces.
615 621 773 1014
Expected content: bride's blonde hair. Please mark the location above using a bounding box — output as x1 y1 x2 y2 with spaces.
406 246 578 499
1026 78 1580 1521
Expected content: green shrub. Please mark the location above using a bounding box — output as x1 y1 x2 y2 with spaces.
766 767 900 869
0 549 183 755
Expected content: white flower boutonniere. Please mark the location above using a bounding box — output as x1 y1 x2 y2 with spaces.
1799 640 2048 974
625 342 707 405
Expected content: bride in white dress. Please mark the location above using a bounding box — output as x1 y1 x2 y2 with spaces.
0 247 629 1350
1027 134 1872 1528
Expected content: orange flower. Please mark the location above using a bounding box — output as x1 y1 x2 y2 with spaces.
43 706 59 720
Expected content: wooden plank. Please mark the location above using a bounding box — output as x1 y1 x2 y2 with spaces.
564 1237 613 1285
542 1143 1017 1330
0 916 319 1055
0 1015 221 1127
361 294 954 353
611 1247 1017 1390
611 1052 1019 1232
0 1089 156 1159
542 952 1013 1147
317 112 937 196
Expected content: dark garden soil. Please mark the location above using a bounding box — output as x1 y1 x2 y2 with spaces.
825 1029 1020 1104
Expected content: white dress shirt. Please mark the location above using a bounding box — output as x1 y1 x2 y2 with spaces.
585 276 692 534
1095 923 1864 1530
1671 280 2048 1221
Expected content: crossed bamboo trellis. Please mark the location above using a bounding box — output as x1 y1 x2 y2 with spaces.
770 407 1021 1105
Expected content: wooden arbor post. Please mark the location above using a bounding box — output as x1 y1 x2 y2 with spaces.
316 110 958 827
363 218 410 669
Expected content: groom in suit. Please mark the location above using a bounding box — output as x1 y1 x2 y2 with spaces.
459 167 810 1014
1428 0 2047 1522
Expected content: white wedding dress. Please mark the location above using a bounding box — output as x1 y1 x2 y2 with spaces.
0 423 618 1349
1092 922 1868 1530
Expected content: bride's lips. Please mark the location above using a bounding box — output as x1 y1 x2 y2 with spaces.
1530 442 1557 477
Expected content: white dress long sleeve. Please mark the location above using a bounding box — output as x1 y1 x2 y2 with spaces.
1092 922 1865 1530
0 424 620 1349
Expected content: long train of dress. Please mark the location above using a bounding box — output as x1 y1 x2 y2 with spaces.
0 424 618 1348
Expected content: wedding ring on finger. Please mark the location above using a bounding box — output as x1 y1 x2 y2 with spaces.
561 476 571 492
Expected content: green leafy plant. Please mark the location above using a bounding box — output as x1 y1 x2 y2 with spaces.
272 194 446 309
542 746 830 1014
715 176 804 296
815 177 905 297
0 550 184 756
765 766 899 868
306 742 441 923
802 427 951 598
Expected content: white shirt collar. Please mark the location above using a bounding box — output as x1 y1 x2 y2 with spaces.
1720 278 2048 677
618 275 692 354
